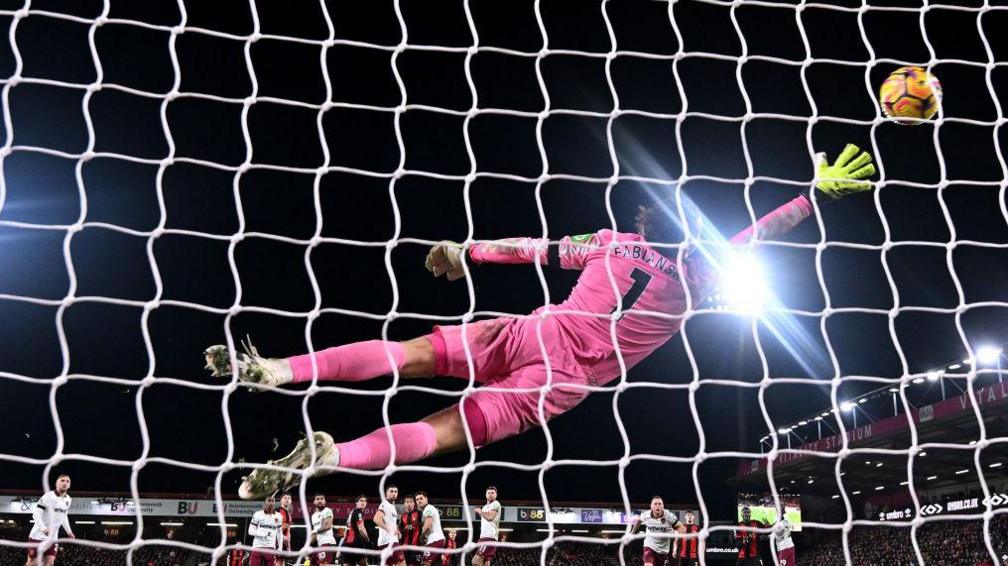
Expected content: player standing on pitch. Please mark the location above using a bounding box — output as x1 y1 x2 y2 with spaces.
631 495 686 566
203 146 877 498
310 494 338 566
415 492 447 565
341 495 371 566
673 510 701 566
472 486 501 566
735 507 767 566
374 485 406 566
277 494 294 558
400 495 422 566
771 515 796 566
25 474 75 566
248 496 284 566
442 530 458 566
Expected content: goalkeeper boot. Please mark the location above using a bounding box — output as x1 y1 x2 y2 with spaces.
203 338 293 390
238 431 339 500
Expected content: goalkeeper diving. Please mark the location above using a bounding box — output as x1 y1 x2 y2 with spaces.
204 145 876 499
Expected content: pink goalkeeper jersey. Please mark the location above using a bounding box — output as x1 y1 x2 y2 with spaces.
468 195 814 384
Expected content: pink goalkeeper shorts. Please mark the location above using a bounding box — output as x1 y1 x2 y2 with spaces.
429 316 593 447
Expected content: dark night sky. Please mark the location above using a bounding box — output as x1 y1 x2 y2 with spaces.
1 0 1007 522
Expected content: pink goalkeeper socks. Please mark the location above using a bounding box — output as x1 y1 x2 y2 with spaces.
288 340 406 384
336 422 438 469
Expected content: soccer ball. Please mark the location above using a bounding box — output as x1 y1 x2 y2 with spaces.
879 66 941 125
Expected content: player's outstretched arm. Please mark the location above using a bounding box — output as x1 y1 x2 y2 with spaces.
728 144 876 246
425 234 598 281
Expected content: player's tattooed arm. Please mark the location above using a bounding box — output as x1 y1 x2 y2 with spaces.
426 233 600 280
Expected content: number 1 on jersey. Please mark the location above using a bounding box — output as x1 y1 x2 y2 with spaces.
611 267 652 321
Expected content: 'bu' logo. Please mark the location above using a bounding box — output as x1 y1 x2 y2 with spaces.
177 502 199 515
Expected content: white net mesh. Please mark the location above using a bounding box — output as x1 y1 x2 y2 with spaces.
1 0 1008 565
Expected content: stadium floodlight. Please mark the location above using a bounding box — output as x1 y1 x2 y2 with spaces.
977 346 1003 365
955 469 970 475
913 377 926 384
876 462 883 468
991 463 1003 468
814 416 823 421
840 401 855 412
852 490 862 495
888 387 899 393
900 481 909 486
927 370 943 381
831 495 840 500
718 253 768 315
948 363 961 370
798 420 808 425
875 486 884 491
926 475 938 481
777 428 789 434
858 398 867 403
820 412 830 417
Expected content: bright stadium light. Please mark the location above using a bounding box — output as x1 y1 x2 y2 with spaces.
840 401 855 412
718 253 768 314
858 398 867 403
798 420 808 425
927 370 943 382
777 428 789 434
977 346 1003 365
912 377 925 384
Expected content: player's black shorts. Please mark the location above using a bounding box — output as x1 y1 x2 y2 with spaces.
677 559 700 566
340 542 370 563
404 549 423 566
736 558 762 566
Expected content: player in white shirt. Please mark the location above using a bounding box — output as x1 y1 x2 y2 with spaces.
414 492 446 566
631 495 686 566
311 494 338 565
472 486 501 566
374 485 406 566
772 516 796 566
248 496 284 566
25 474 75 566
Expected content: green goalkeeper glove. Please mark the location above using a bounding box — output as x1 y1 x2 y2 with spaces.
425 241 466 281
815 143 877 199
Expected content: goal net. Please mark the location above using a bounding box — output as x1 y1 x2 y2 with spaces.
0 0 1006 565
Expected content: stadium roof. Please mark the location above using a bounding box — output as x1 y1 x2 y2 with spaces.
734 379 1008 496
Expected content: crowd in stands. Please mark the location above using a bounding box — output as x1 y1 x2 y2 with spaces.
800 514 1008 566
0 543 195 565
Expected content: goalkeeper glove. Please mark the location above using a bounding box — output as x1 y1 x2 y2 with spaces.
815 143 877 199
425 241 466 281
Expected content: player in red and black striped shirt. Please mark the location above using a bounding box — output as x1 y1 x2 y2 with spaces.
277 494 293 556
735 507 767 566
440 530 457 566
674 511 701 566
341 495 371 566
400 495 422 566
